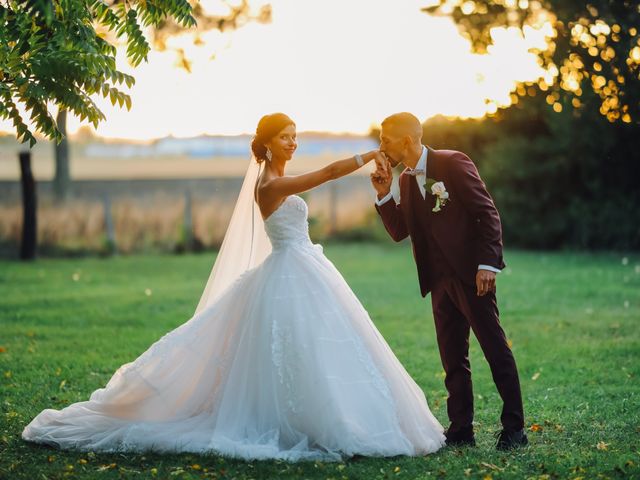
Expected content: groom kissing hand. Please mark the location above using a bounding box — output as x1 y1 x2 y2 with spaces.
371 130 496 297
370 112 528 451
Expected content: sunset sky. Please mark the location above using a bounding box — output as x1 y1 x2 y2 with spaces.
1 0 554 140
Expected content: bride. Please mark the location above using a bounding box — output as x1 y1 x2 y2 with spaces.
22 113 445 461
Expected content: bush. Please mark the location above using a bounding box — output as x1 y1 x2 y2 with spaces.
422 97 640 250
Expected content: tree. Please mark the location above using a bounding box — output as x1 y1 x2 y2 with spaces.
0 0 196 146
0 0 269 149
0 0 271 200
424 0 640 124
420 1 640 250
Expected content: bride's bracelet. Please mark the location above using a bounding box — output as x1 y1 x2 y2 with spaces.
354 153 364 167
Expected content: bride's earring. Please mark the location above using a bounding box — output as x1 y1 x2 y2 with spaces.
266 148 272 162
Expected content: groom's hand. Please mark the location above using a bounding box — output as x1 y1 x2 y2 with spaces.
476 270 496 296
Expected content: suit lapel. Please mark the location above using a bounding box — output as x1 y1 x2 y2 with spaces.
426 146 445 211
399 170 412 209
401 147 442 218
425 145 437 184
401 168 432 228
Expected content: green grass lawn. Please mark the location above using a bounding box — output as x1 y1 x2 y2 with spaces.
1 244 639 479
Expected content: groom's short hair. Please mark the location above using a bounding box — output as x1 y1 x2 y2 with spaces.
381 113 422 142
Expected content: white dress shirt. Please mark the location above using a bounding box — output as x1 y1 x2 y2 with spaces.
374 146 500 274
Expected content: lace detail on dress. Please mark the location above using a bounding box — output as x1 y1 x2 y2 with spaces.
271 316 303 414
264 195 393 410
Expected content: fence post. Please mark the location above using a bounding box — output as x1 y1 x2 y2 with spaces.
19 149 37 260
102 193 117 255
183 189 194 251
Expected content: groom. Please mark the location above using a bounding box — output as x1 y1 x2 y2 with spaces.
370 112 527 450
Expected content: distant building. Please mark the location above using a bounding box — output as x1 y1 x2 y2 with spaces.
84 134 378 159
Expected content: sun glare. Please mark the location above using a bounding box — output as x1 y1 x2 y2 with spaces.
2 0 551 140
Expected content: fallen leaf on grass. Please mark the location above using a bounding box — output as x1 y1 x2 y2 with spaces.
480 462 504 471
596 441 609 450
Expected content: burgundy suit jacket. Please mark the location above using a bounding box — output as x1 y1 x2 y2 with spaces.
375 147 505 297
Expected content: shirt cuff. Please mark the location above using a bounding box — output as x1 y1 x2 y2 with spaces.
375 191 393 206
478 264 501 273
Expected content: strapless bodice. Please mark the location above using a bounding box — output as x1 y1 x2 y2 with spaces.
263 195 314 251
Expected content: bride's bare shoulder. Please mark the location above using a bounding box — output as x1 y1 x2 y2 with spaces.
256 172 285 219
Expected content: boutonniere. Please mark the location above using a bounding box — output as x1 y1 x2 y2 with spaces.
424 178 449 212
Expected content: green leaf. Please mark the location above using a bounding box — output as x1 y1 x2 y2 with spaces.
425 178 437 191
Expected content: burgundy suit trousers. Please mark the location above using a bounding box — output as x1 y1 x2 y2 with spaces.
430 274 524 432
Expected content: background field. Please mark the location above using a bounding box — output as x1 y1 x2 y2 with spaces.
1 244 639 479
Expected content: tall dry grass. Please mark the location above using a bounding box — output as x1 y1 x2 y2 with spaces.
0 184 388 256
0 195 235 255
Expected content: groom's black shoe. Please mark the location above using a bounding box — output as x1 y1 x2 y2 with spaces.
444 426 476 447
495 428 529 450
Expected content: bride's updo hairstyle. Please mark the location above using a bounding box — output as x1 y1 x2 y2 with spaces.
251 113 295 163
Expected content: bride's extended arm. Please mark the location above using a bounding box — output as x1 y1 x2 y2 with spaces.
261 151 381 199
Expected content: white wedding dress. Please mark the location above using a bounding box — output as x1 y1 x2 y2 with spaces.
22 194 445 461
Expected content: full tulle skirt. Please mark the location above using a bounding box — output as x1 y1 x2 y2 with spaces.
22 243 445 461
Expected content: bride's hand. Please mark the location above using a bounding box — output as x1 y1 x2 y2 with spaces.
373 152 386 172
372 152 390 180
371 152 392 196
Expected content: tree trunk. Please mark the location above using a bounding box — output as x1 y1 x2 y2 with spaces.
19 150 37 260
54 109 70 202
